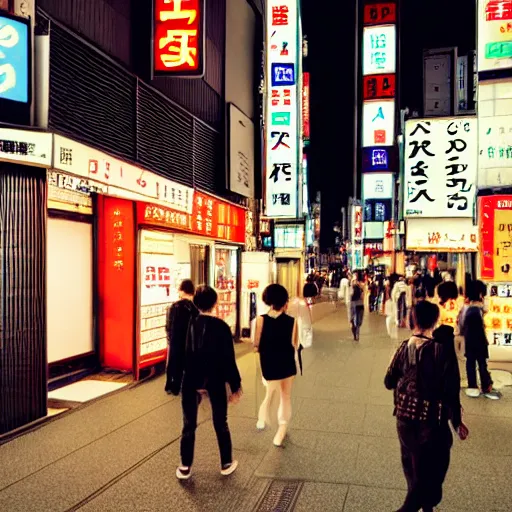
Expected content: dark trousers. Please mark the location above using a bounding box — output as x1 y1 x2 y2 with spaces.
397 420 453 512
350 305 364 338
181 383 233 467
466 355 493 392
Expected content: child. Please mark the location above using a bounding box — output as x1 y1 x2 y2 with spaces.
174 285 243 480
459 281 500 400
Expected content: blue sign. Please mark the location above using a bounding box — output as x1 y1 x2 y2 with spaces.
0 15 29 104
362 147 390 171
271 63 295 87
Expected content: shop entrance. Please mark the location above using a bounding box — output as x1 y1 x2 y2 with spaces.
190 244 210 286
277 258 301 298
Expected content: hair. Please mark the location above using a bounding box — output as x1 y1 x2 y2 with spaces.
179 279 195 296
467 280 487 302
303 282 318 299
412 301 440 331
193 285 218 312
415 287 427 300
437 281 458 305
262 283 289 310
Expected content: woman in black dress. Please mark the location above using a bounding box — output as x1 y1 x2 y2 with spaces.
253 284 298 446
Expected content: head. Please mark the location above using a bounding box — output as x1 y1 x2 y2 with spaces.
412 300 440 333
437 281 458 305
179 279 195 299
415 287 426 301
193 285 218 313
467 280 487 303
262 283 289 312
303 282 318 299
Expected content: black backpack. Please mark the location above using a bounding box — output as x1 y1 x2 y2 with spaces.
395 338 442 423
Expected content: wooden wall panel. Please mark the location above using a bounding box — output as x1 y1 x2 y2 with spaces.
0 165 47 435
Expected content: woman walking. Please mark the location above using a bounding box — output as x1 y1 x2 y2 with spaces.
253 284 299 447
385 301 468 512
349 272 365 341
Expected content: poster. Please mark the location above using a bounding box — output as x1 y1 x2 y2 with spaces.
404 117 477 218
484 284 512 346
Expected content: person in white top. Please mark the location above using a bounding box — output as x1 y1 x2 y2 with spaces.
287 282 318 349
339 273 350 303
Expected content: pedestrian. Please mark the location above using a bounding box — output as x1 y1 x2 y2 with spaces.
436 281 459 331
459 280 500 400
287 282 317 349
165 279 198 395
349 272 365 341
385 301 468 512
173 285 242 480
253 284 299 446
392 276 410 328
339 272 350 303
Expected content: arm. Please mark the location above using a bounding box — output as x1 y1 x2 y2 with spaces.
442 344 462 429
223 325 242 394
252 316 264 352
292 318 299 350
384 340 407 390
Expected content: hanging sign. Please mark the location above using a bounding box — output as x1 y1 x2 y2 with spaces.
404 117 477 218
265 0 299 218
153 0 205 77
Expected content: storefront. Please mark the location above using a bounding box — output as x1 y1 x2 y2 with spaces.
99 193 246 379
478 195 512 361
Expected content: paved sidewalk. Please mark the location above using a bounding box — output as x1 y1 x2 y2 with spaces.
1 309 512 511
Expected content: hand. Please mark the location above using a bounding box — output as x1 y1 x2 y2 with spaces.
229 389 243 405
457 422 469 441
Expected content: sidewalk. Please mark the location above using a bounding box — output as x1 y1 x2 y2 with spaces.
1 308 512 511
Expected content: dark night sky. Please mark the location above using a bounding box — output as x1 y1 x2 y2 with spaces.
303 0 476 250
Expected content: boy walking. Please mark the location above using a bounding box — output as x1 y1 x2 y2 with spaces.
459 281 500 400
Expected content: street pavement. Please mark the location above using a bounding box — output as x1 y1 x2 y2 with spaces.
1 307 512 511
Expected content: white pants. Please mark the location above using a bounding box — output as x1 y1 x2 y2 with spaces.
386 315 398 339
258 376 294 426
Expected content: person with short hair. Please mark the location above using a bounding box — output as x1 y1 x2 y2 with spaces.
253 284 299 447
348 272 365 341
165 279 198 395
286 282 317 349
174 285 242 480
385 301 468 512
459 280 500 400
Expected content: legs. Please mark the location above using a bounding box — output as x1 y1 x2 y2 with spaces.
208 384 233 467
477 357 493 392
180 387 201 468
465 356 478 389
274 377 294 446
258 379 279 428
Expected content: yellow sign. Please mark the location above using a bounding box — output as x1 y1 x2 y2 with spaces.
493 209 512 281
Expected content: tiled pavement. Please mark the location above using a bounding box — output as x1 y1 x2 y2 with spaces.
1 309 511 511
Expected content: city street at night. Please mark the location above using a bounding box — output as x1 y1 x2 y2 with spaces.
1 307 511 512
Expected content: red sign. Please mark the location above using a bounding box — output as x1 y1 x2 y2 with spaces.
303 72 310 140
486 1 512 21
363 2 397 25
363 74 395 100
153 0 204 76
138 192 246 244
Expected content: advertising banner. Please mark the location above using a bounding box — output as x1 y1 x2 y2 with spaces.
0 128 52 167
362 25 396 76
404 117 477 218
362 173 393 200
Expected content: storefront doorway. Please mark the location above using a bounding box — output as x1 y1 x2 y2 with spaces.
277 258 301 298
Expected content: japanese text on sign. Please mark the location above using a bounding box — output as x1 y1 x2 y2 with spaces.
363 25 396 76
363 74 395 100
362 100 395 147
404 117 477 218
153 0 204 75
363 3 397 25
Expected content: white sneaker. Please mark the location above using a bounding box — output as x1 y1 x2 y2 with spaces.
220 460 238 476
465 388 481 398
256 420 266 430
273 425 288 447
484 389 501 400
176 466 192 480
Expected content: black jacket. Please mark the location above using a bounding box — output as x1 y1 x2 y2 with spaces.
166 299 198 394
460 304 489 359
385 325 462 429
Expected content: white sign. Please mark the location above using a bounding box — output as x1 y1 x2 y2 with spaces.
362 100 395 147
478 80 512 187
406 218 479 252
229 104 255 198
478 0 512 73
0 128 52 167
265 0 299 217
363 173 393 199
363 25 396 75
53 135 194 213
364 222 385 239
404 117 477 218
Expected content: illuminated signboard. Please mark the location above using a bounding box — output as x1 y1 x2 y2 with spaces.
362 146 395 171
0 13 29 104
303 72 310 142
362 100 395 147
138 192 246 244
404 117 477 218
153 0 205 77
363 2 397 25
266 0 299 218
274 224 304 249
363 25 396 76
363 74 395 100
478 0 512 72
363 173 393 200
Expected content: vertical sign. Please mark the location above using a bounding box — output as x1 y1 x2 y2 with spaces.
303 71 310 144
351 204 364 269
153 0 205 77
266 0 299 218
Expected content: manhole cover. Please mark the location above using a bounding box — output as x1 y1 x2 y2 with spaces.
254 480 303 512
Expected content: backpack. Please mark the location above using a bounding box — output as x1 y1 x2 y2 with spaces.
395 338 442 423
351 284 362 302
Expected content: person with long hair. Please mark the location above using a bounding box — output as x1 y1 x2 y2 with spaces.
385 301 468 512
253 284 299 447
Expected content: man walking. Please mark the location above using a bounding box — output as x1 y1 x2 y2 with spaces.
165 279 198 394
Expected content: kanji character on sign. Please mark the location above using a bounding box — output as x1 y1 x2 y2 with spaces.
272 193 291 206
410 121 431 136
272 5 289 25
159 0 197 23
410 189 435 204
271 131 291 150
409 140 435 159
159 30 198 68
372 106 385 122
269 163 292 182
